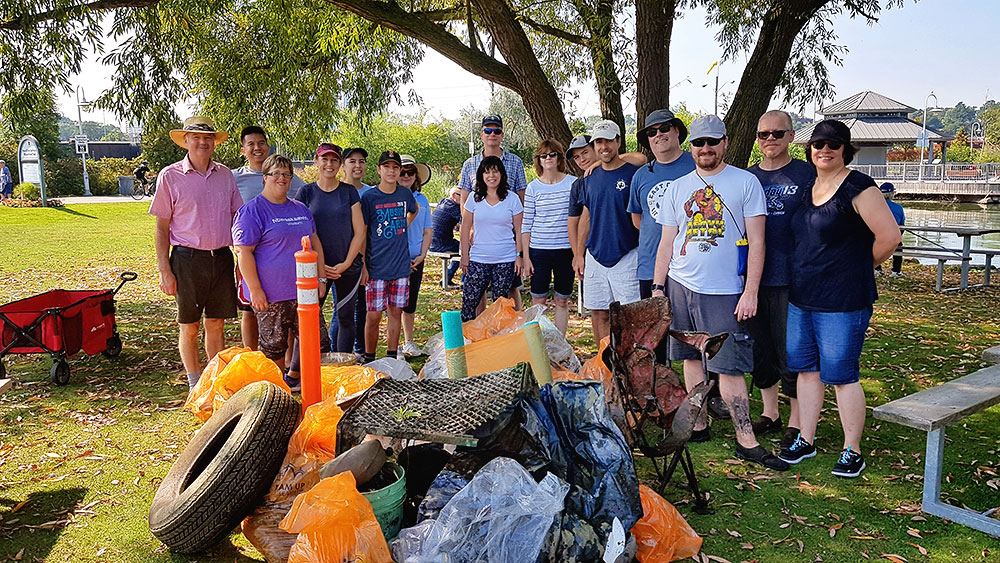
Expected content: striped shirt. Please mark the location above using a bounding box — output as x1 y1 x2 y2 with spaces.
458 151 528 193
521 175 576 249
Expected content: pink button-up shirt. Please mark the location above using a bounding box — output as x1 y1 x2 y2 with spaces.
149 155 243 250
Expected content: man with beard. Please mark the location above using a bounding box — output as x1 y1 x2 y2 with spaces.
651 115 788 470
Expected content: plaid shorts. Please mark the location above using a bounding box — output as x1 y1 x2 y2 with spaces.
366 277 409 312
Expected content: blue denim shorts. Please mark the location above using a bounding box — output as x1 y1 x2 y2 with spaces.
786 303 872 385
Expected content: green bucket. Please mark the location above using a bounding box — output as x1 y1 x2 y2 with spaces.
361 462 406 541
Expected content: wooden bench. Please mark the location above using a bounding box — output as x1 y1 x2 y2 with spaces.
873 365 1000 537
427 251 460 289
894 247 999 291
945 169 981 180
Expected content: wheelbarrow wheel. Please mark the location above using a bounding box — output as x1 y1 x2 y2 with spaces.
103 334 123 358
50 358 70 386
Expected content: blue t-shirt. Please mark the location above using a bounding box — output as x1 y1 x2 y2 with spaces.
407 190 433 259
886 200 905 226
567 177 585 218
232 166 305 203
361 186 418 280
232 196 316 303
294 182 362 271
431 197 462 252
747 159 814 287
627 153 696 280
580 163 640 267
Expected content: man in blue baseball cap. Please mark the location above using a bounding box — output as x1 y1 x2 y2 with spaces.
875 182 905 277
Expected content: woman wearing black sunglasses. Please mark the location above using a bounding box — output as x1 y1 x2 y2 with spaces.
779 119 901 478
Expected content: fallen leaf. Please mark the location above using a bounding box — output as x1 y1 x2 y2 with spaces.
906 527 922 538
705 556 733 563
797 539 804 553
10 500 28 513
740 543 753 550
906 542 928 556
727 529 742 538
881 554 908 563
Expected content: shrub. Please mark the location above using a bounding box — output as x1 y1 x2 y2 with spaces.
14 182 39 200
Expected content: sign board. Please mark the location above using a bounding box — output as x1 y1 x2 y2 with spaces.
17 135 47 206
19 140 39 161
75 140 89 155
22 162 41 183
916 131 930 148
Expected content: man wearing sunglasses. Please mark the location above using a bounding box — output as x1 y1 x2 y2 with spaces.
651 115 787 470
745 110 815 452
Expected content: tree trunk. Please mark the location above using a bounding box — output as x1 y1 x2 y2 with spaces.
472 0 572 145
724 0 828 167
574 0 625 148
635 0 676 126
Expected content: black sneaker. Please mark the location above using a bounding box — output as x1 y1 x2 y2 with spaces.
779 434 817 464
780 426 801 450
831 447 866 478
735 444 789 471
751 415 782 436
707 397 731 420
689 427 711 443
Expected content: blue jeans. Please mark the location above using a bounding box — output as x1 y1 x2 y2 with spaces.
786 303 872 385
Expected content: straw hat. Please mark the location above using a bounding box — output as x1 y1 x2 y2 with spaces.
169 116 229 148
399 154 432 185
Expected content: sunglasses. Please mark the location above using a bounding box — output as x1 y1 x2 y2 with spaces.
536 151 560 159
756 130 788 140
690 137 723 147
399 169 417 177
810 140 843 151
645 125 673 137
482 128 503 135
265 172 293 179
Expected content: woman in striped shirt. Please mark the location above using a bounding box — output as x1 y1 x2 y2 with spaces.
521 139 577 334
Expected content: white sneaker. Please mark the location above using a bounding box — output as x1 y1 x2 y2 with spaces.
890 271 905 278
400 341 424 358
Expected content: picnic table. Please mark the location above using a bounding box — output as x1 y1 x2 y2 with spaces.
900 225 1000 291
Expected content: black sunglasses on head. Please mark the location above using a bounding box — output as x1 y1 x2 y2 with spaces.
482 127 503 135
536 151 560 159
645 125 673 137
757 130 788 140
690 137 723 147
810 140 843 151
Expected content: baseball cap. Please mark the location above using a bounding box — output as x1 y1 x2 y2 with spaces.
808 119 851 145
482 114 503 128
342 147 368 160
378 150 402 166
565 134 592 159
879 182 895 194
637 109 689 149
688 115 727 141
590 119 621 142
315 143 342 159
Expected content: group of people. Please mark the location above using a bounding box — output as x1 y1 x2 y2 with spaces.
151 106 902 481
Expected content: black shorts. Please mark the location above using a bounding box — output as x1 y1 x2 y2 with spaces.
402 261 425 315
528 247 574 299
746 285 796 397
170 246 238 324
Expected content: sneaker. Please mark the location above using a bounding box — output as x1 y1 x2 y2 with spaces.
751 415 782 436
779 434 817 464
890 271 905 278
780 426 801 450
831 447 866 478
689 427 711 443
400 341 424 358
284 374 301 393
735 444 789 471
707 397 731 420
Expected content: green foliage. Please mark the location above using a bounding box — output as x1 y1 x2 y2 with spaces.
747 143 807 167
13 182 39 200
44 158 84 197
57 119 125 142
87 157 147 196
139 121 186 171
1 88 63 163
329 112 470 170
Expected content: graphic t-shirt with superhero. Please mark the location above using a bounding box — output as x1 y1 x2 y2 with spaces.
657 165 766 295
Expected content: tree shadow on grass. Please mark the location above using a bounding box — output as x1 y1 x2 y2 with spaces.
0 487 88 562
54 206 98 219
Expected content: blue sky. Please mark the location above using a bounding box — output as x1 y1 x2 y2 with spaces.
59 0 999 127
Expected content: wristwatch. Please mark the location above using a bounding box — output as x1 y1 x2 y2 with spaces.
651 283 665 292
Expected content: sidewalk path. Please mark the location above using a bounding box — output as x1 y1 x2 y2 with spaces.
59 195 150 204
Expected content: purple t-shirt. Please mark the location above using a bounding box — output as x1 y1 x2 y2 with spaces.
232 195 316 303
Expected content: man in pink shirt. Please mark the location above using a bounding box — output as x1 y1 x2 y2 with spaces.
149 116 243 389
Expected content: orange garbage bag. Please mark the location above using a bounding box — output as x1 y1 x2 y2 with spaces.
462 297 525 341
184 346 250 421
632 485 703 562
320 365 383 403
242 398 345 562
212 351 290 414
579 337 614 396
279 471 392 563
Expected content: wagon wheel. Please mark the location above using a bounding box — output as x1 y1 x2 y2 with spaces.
103 334 123 358
50 358 70 386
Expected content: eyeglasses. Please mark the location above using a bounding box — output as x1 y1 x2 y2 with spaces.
690 138 723 147
399 169 417 177
536 151 560 159
645 125 673 137
265 172 293 179
810 140 843 151
482 128 503 136
756 130 788 140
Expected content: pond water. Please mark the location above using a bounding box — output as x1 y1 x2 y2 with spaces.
899 202 1000 265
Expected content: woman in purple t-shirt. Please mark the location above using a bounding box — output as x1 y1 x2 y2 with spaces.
233 154 325 390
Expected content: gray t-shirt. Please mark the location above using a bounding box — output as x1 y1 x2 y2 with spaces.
657 165 766 295
232 165 306 203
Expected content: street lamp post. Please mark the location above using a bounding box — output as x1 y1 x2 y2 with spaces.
75 86 92 196
918 91 938 182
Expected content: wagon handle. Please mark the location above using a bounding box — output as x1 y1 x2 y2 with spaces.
113 271 138 295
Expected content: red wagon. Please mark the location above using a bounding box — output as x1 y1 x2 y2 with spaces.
0 272 137 385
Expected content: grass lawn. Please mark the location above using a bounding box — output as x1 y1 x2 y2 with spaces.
1 202 998 562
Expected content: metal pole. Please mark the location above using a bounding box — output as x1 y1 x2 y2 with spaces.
714 74 719 115
76 86 92 196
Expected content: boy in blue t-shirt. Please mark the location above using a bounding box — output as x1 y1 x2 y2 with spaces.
876 182 905 277
359 151 418 362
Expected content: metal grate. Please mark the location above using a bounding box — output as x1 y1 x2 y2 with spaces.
336 363 537 453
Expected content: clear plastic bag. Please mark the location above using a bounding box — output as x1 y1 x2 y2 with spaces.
524 306 581 372
632 485 703 562
362 357 416 380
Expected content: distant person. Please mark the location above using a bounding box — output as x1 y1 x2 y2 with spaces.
149 116 243 390
521 139 575 334
746 110 815 450
875 182 905 277
360 151 417 362
232 126 306 350
232 154 324 392
342 147 373 359
398 154 434 358
779 120 901 478
294 143 366 354
133 160 151 192
460 156 524 321
0 160 11 199
430 186 463 287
